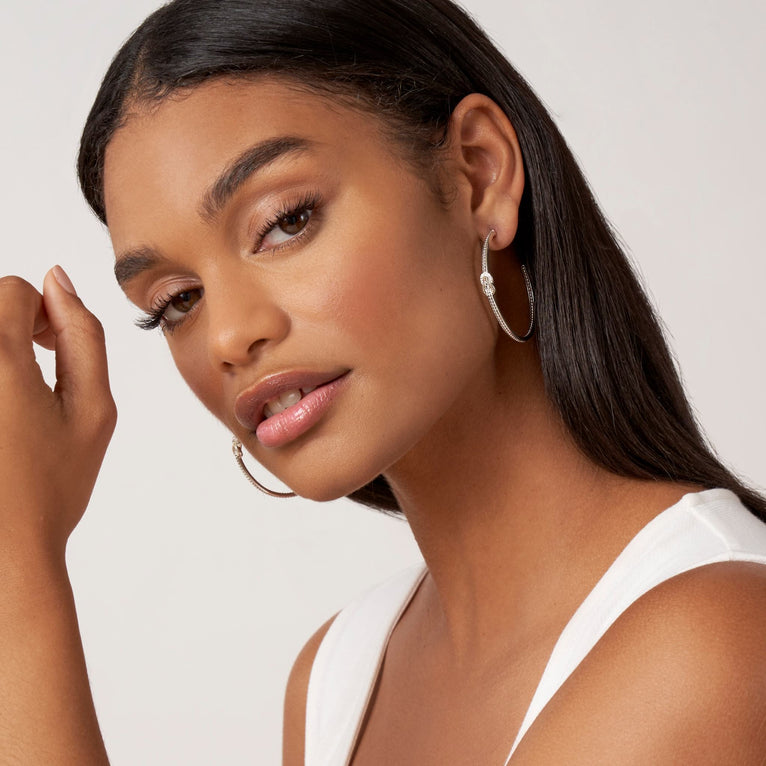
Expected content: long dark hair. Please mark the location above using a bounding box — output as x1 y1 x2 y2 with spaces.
78 0 766 519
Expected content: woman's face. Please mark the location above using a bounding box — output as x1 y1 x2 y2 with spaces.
104 78 498 500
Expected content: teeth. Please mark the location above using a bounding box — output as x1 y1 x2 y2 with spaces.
279 390 303 408
263 387 316 419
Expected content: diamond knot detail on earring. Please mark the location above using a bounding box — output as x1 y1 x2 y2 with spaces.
480 271 496 297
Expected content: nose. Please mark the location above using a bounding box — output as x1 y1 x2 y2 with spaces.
205 278 290 369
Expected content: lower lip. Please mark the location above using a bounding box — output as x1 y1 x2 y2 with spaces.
255 374 349 449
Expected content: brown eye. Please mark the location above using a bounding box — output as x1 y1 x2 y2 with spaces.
259 200 318 250
279 208 311 235
162 288 204 326
170 290 201 314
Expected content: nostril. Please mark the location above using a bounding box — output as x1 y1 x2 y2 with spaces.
208 311 290 370
204 280 291 368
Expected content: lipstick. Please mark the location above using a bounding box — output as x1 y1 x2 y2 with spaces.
235 370 349 449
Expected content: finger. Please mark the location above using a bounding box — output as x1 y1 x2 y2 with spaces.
32 301 54 350
42 266 114 419
0 276 46 357
32 325 57 351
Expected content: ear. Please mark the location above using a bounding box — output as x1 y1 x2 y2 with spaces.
445 93 525 250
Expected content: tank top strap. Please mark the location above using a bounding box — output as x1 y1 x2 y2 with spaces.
504 488 766 762
305 562 427 766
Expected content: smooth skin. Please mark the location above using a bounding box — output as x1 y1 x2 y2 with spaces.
103 78 766 763
0 268 114 764
1 76 765 764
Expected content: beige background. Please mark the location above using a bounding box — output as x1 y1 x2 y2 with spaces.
3 0 764 763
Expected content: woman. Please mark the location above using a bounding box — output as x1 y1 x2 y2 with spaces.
2 0 765 763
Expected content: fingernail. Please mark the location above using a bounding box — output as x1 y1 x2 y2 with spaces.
52 265 77 296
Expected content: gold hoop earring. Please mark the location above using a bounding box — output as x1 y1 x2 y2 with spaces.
479 229 535 343
231 437 296 498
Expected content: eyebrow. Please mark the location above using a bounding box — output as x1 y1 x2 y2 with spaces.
200 135 313 222
114 245 161 289
114 135 313 289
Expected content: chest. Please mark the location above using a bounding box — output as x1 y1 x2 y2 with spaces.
349 634 556 766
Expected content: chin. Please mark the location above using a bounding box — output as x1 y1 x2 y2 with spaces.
292 478 368 504
286 460 387 505
275 418 423 504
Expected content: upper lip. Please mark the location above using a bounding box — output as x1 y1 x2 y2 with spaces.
234 369 348 431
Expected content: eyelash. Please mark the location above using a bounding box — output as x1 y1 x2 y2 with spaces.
253 190 322 253
135 290 193 333
135 191 323 333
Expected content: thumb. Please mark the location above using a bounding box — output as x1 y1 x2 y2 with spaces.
42 266 112 416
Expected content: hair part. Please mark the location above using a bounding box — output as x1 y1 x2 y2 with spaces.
78 0 765 519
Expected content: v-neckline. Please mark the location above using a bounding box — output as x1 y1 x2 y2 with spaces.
345 564 428 765
345 489 736 765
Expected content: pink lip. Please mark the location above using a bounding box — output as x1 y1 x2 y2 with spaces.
234 370 349 449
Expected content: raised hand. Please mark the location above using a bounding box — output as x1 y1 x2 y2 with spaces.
0 267 114 764
0 267 116 559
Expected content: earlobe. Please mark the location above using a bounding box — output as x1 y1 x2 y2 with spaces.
447 93 525 249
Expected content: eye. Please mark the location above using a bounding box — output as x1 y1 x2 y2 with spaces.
135 287 204 332
258 197 318 251
163 289 203 323
280 208 312 236
262 207 312 248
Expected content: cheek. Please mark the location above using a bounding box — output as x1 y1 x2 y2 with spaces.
352 235 492 367
308 220 495 426
169 338 226 422
301 187 487 357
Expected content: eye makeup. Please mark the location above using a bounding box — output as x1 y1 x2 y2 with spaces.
251 190 323 254
135 287 204 333
134 190 324 333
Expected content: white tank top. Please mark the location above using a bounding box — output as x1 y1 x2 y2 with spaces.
305 489 766 765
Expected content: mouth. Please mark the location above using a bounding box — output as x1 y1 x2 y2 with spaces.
234 370 349 449
261 385 318 419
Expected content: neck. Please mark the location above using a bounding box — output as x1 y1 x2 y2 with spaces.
383 339 692 664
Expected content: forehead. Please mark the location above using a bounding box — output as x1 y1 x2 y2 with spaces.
102 77 390 232
105 75 367 164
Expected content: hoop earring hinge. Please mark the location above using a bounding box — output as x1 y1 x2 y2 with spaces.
231 437 296 498
480 229 535 343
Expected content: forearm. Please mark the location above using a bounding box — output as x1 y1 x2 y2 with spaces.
0 553 108 765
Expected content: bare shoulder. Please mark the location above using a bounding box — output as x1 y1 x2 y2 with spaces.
512 561 766 765
282 614 338 766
